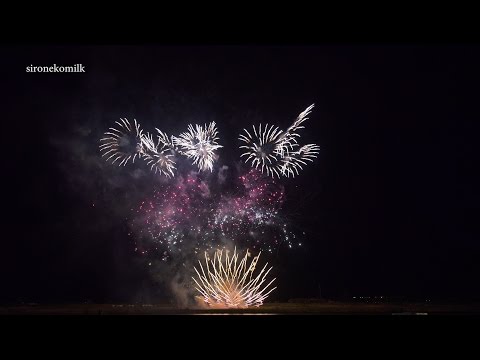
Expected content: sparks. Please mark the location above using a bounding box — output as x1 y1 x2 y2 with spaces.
173 122 223 172
131 169 296 261
140 131 177 178
193 248 276 308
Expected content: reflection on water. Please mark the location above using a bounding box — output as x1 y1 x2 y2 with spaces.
392 312 428 315
193 312 430 316
192 313 278 315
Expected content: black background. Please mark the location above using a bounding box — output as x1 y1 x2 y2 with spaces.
1 44 478 304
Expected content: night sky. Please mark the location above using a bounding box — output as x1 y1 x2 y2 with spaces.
1 45 478 304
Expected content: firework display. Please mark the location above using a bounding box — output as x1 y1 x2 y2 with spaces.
239 104 320 178
173 122 222 172
99 105 320 305
99 105 319 178
193 248 276 308
99 120 222 176
98 106 319 258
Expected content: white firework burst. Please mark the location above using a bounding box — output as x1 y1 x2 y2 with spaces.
99 118 143 166
193 248 276 308
140 132 176 178
173 122 222 172
239 123 284 176
239 104 320 178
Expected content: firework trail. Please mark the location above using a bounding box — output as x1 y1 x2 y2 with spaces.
99 118 143 166
173 122 223 172
239 104 320 178
275 103 315 157
193 248 276 308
